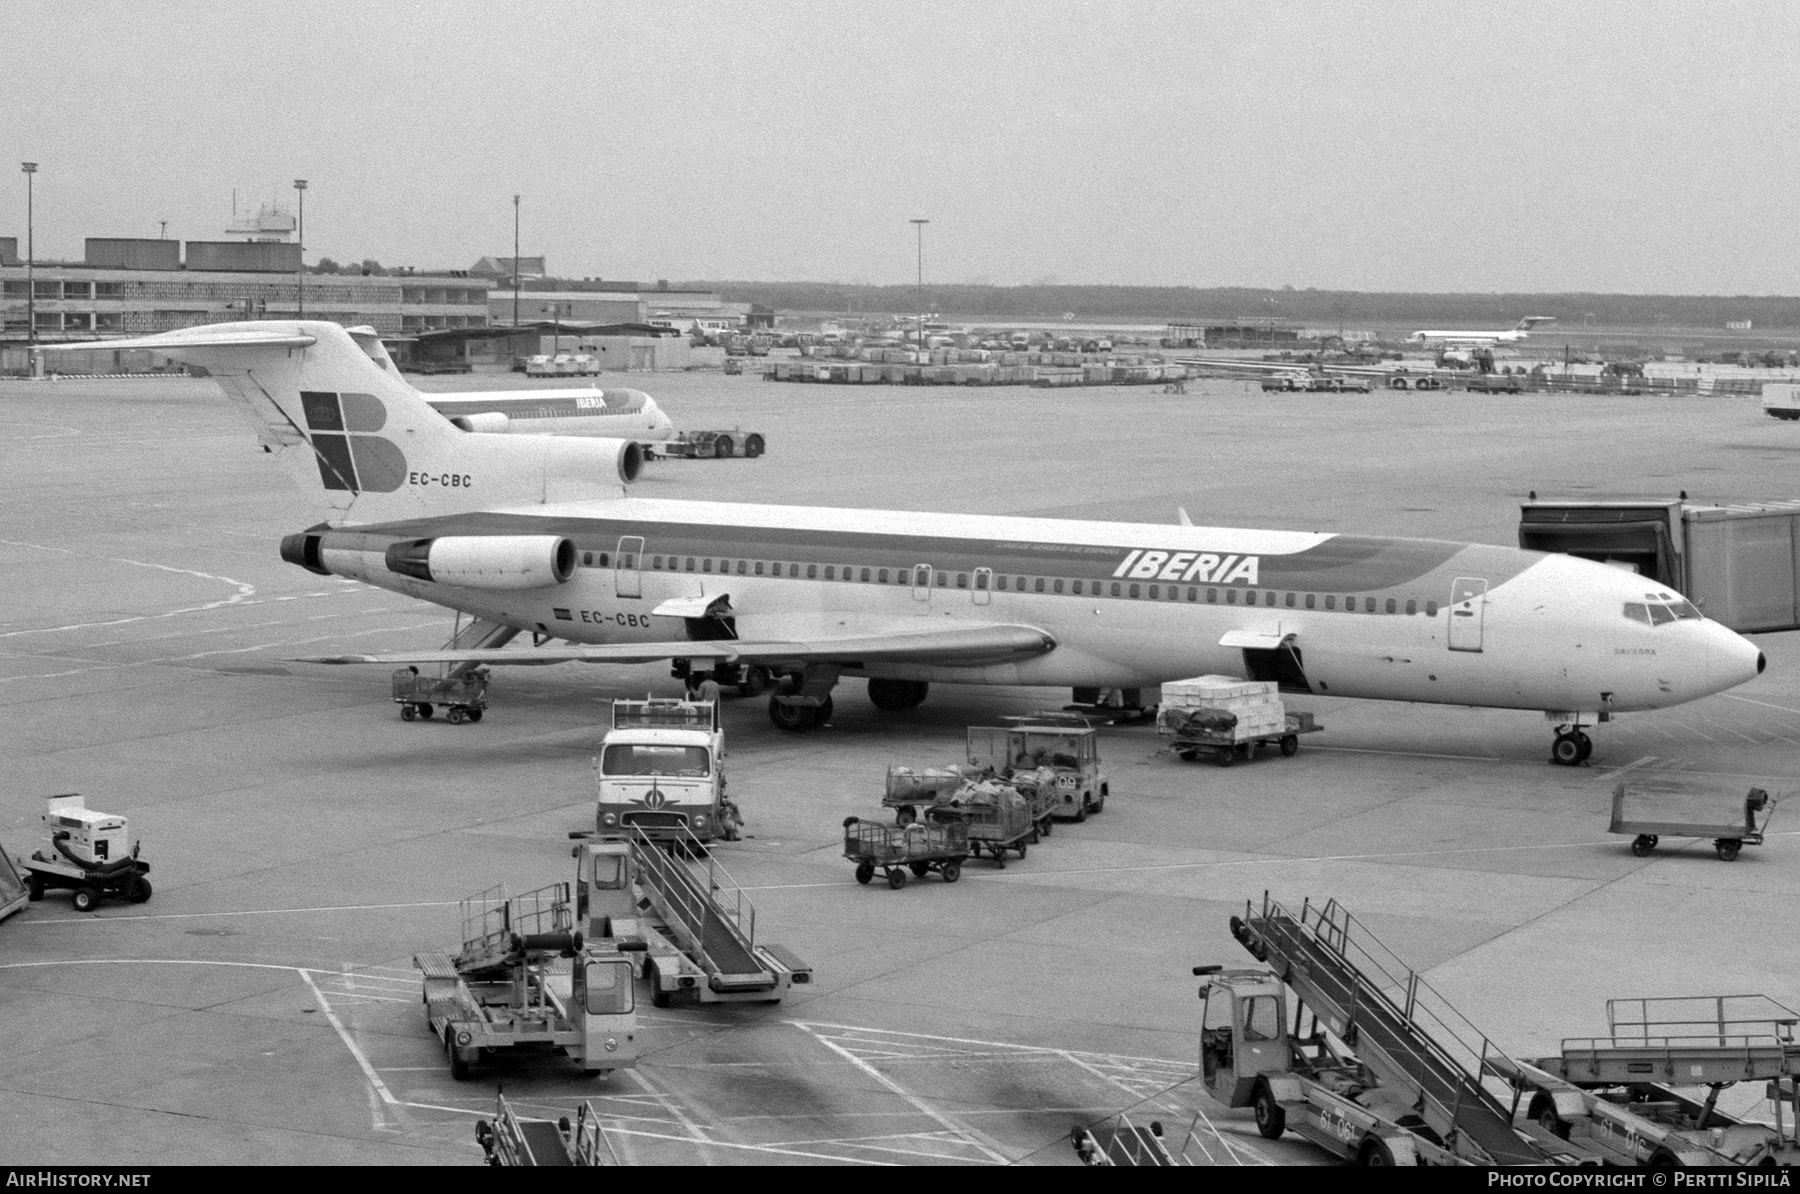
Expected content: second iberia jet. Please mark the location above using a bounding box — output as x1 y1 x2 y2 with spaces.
43 321 1763 765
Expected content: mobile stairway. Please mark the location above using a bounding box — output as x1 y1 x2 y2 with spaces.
578 828 810 1007
1229 893 1567 1166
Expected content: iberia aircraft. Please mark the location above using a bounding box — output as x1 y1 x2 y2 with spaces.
337 327 677 444
1407 317 1556 346
46 321 1763 763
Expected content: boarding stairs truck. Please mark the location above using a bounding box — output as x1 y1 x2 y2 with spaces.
593 699 727 843
1208 894 1583 1166
414 881 641 1081
1486 995 1800 1167
575 832 810 1008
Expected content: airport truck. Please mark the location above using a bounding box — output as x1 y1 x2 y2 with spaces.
415 881 641 1081
967 714 1107 822
593 698 729 843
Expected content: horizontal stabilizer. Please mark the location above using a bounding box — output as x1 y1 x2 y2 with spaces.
297 622 1056 669
1218 629 1291 649
36 328 317 353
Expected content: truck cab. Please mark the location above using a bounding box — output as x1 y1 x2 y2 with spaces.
593 699 726 841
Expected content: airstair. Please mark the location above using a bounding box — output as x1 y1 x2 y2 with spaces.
444 616 518 679
1231 894 1553 1166
625 825 809 1004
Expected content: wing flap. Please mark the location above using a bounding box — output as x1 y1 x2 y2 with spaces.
296 623 1055 668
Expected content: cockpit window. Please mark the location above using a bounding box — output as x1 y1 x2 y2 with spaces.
1626 599 1703 626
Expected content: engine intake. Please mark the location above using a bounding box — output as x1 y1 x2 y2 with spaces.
385 535 576 590
449 411 510 434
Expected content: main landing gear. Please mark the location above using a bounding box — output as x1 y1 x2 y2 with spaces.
1550 727 1593 766
768 693 833 731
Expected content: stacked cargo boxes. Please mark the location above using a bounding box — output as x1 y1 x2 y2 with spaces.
1156 675 1285 743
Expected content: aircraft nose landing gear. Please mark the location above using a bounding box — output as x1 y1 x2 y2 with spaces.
1550 727 1592 766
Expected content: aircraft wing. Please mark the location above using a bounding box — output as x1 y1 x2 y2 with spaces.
297 622 1057 668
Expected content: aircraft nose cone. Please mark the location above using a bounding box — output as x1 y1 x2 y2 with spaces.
1712 628 1765 692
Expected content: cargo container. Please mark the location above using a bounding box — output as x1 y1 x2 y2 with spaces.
1519 498 1800 632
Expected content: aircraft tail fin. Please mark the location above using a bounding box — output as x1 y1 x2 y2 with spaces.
39 321 640 524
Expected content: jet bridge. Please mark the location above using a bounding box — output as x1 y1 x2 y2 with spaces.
1229 894 1557 1166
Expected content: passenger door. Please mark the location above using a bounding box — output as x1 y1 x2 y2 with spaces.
912 564 933 604
616 536 645 599
972 567 993 606
1447 577 1487 652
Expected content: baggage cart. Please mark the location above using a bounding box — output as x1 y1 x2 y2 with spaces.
1166 711 1321 767
924 787 1036 867
392 666 488 724
842 816 968 890
883 762 991 825
1609 782 1777 861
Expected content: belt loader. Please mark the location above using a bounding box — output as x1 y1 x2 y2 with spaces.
1487 995 1800 1168
1200 894 1582 1166
414 881 641 1081
575 828 809 1009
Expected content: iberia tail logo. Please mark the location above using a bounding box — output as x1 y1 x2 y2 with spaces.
300 391 407 494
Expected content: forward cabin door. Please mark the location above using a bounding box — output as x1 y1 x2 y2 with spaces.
912 564 933 604
972 567 993 606
616 536 645 599
1448 577 1487 651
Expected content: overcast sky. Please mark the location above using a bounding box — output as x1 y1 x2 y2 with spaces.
5 0 1798 293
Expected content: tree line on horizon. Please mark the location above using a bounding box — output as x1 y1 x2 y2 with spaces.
682 281 1800 331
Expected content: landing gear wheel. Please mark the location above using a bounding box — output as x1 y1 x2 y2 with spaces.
417 703 434 720
855 862 875 885
1253 1084 1287 1140
940 859 962 883
1574 731 1592 763
886 868 907 891
767 697 818 732
1551 730 1583 766
129 878 152 904
1279 735 1299 757
1631 835 1655 857
714 436 734 458
744 434 765 458
446 707 466 725
1717 839 1742 861
71 887 99 913
737 666 770 698
401 704 416 721
466 708 483 723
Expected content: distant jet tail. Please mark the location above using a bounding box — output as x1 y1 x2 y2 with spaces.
1514 316 1556 332
39 321 640 524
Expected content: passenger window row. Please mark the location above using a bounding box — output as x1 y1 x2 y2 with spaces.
574 549 1439 615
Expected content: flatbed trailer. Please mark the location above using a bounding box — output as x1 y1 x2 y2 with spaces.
392 666 488 723
1168 712 1322 767
1610 782 1776 861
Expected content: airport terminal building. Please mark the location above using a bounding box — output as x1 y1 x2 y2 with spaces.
0 236 489 372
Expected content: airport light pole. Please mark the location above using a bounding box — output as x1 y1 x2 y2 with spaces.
22 162 37 350
293 179 307 319
512 194 521 329
910 217 929 350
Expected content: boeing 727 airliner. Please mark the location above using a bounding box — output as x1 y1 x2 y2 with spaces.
1408 317 1556 346
44 322 1764 765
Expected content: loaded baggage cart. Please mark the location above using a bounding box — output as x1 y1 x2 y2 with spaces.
393 666 488 724
1609 781 1777 861
843 816 969 890
17 794 152 912
883 762 991 825
924 782 1037 867
1158 675 1320 766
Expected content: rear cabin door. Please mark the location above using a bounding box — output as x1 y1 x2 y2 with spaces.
1448 577 1487 651
616 536 645 599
